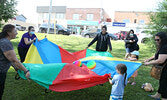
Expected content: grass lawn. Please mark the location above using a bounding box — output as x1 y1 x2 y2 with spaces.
2 31 158 100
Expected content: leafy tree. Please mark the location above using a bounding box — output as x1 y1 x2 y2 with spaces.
147 0 167 48
0 0 17 28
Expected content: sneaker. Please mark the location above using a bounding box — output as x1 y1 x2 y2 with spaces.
131 82 136 85
127 81 131 84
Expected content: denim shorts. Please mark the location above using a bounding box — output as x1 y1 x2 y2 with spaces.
125 47 133 53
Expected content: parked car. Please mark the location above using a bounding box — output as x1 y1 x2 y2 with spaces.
81 28 118 40
114 31 128 40
108 33 118 40
15 24 26 31
81 28 101 38
136 29 152 43
38 23 72 35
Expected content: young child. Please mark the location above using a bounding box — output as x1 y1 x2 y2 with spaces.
108 64 127 100
127 50 139 85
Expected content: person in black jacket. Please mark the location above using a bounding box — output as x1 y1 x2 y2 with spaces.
124 29 138 59
86 26 112 52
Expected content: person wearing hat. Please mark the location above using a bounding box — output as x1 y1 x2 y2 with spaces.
127 50 139 85
86 26 112 52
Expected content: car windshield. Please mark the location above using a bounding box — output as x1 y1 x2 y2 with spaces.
40 23 54 28
57 24 65 29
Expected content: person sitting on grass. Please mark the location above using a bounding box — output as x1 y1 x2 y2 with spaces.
127 50 139 85
108 64 127 100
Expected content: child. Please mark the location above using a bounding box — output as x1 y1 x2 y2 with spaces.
127 50 139 85
108 64 127 100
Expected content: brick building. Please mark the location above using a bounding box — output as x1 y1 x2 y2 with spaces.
66 8 110 34
114 11 150 24
36 6 111 34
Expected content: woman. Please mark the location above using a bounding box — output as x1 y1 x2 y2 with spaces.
144 32 167 100
124 29 138 59
18 26 37 62
0 24 30 99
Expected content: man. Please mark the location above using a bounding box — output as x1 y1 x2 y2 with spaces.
86 26 112 52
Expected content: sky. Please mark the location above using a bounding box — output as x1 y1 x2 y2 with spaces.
16 0 161 25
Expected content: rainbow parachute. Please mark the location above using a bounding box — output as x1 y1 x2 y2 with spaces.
18 38 142 92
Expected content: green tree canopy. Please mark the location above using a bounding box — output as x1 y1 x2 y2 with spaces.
148 0 167 48
149 0 167 34
0 0 17 28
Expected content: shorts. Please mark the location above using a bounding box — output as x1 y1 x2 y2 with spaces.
110 94 123 100
125 47 133 53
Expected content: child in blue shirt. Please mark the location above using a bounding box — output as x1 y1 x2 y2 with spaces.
108 64 127 100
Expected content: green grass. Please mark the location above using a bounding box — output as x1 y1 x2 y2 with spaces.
3 31 158 100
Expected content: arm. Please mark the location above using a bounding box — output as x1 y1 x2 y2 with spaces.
128 57 137 61
24 37 36 45
108 78 113 85
144 54 167 65
3 50 30 78
144 55 155 63
108 76 116 85
124 36 131 43
87 34 98 47
107 35 112 51
133 34 138 43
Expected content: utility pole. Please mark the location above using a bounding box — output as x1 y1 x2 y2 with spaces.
47 0 52 34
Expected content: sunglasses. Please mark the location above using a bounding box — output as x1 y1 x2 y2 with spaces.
155 39 160 41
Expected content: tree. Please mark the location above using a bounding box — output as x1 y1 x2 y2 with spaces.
0 0 17 28
148 0 167 48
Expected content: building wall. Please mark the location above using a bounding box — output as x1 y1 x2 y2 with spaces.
38 13 66 24
66 8 109 21
114 11 150 24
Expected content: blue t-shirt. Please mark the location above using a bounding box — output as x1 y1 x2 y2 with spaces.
111 74 127 96
18 32 37 48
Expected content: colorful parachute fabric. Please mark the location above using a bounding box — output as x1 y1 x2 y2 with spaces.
24 38 113 64
18 38 142 92
80 57 142 78
18 63 109 92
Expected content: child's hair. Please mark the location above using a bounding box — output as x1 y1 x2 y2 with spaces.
131 55 139 60
116 64 127 86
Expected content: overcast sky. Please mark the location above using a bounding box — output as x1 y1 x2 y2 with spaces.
16 0 161 25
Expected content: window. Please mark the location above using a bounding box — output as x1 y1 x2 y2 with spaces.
122 19 130 23
134 19 137 23
51 13 55 19
38 13 43 20
73 14 79 20
87 14 93 20
56 13 64 19
139 20 145 24
44 13 49 19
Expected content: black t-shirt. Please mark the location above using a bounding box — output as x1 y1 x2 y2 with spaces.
155 45 167 66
